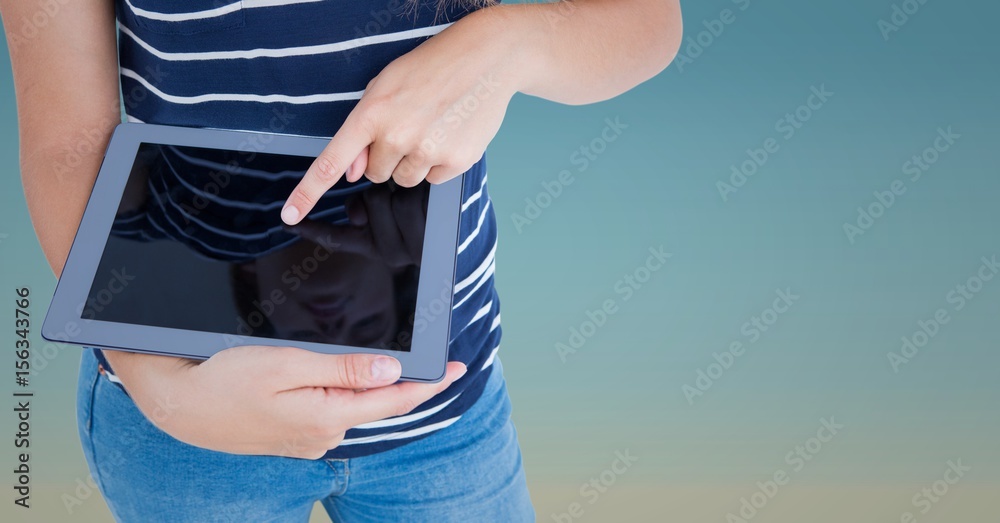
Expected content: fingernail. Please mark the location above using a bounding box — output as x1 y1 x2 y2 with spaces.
371 357 399 381
455 365 467 380
281 204 300 225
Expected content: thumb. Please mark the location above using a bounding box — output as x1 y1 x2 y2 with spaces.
275 350 401 391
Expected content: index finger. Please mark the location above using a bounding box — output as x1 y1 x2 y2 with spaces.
282 117 372 225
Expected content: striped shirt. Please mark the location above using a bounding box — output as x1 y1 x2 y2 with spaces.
98 0 503 459
109 144 370 262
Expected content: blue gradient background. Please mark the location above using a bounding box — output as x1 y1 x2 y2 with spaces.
2 0 998 521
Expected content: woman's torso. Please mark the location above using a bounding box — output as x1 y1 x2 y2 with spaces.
110 0 503 459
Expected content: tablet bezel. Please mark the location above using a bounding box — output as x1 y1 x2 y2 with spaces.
41 123 460 383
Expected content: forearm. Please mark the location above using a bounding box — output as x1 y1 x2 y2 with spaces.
20 120 117 275
1 0 156 374
27 140 198 389
2 0 121 275
24 140 187 380
18 107 155 378
471 0 683 105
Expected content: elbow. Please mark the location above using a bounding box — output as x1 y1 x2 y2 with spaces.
646 0 684 80
663 4 684 71
530 0 684 106
590 0 684 104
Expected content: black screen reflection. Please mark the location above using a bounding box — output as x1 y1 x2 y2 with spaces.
85 143 426 352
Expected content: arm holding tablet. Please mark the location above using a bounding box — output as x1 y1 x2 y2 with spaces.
0 0 464 458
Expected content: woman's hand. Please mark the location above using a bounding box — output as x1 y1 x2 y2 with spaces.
280 10 523 225
278 0 682 227
105 347 465 459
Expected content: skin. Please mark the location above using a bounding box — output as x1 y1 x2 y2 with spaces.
282 0 684 222
0 0 682 458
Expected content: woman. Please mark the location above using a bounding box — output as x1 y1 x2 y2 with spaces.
0 0 681 520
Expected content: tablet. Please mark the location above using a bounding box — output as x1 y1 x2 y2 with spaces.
42 123 462 382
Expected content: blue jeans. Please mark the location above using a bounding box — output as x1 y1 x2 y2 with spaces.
76 349 534 522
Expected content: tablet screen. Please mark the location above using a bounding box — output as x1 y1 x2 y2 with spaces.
82 143 426 352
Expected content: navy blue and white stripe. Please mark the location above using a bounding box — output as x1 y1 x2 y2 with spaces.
97 0 504 459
